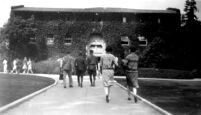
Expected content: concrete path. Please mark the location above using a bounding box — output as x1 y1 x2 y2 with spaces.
3 76 162 115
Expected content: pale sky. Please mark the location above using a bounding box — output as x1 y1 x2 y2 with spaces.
0 0 201 27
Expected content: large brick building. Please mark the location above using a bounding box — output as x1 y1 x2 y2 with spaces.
10 5 181 59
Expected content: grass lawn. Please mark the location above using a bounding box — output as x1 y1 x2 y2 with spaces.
116 78 201 115
0 74 55 107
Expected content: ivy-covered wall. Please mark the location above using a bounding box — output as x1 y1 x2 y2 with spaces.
2 9 180 70
27 19 163 59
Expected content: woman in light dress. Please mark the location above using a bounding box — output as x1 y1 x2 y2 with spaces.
27 58 33 74
100 46 118 103
11 59 18 73
22 57 28 73
3 59 8 73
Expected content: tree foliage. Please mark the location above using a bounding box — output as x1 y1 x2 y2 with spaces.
0 15 47 61
183 0 198 25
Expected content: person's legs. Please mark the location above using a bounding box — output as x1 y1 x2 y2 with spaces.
27 69 30 74
3 65 6 73
89 71 93 86
30 69 33 74
68 71 73 87
132 71 139 103
80 75 83 87
14 69 17 74
77 75 80 87
127 86 132 100
104 86 109 103
92 70 96 86
63 71 67 88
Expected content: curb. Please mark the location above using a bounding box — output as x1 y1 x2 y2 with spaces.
0 74 57 113
114 76 201 81
115 81 172 115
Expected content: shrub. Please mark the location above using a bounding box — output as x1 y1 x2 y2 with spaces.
33 59 60 74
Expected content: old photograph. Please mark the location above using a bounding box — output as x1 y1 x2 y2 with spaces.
0 0 201 115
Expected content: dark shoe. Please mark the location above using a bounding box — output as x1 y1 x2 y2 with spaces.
80 83 83 88
134 96 138 103
106 95 109 103
128 97 131 101
64 86 66 88
69 85 73 88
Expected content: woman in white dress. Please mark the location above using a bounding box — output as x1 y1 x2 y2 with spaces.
27 58 33 74
3 59 8 73
11 59 18 73
22 57 28 73
100 46 118 103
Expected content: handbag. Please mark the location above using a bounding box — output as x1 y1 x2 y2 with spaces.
59 68 63 80
59 73 63 80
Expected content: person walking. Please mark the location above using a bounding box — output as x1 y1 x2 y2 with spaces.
75 51 87 87
27 58 33 74
87 50 98 87
22 57 28 73
100 46 118 103
57 57 64 81
62 53 74 88
3 59 8 73
122 46 139 103
11 59 18 74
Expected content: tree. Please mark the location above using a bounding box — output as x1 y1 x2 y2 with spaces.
183 0 198 25
179 0 201 69
1 15 39 60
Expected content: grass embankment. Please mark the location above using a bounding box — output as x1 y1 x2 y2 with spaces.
116 78 201 115
0 74 55 107
139 68 193 79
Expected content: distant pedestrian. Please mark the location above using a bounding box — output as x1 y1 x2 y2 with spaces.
27 58 33 74
122 46 139 103
87 50 98 87
22 57 28 73
75 51 87 87
100 46 118 103
11 59 18 74
57 57 64 81
62 53 74 88
3 59 8 73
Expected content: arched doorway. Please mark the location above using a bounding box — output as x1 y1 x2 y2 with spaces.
86 33 106 59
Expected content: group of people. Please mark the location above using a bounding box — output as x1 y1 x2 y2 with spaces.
58 49 100 88
2 57 33 74
59 45 139 103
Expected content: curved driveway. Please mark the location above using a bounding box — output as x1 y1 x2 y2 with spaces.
3 75 163 115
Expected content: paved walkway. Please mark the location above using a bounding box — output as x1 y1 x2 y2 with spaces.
3 75 162 115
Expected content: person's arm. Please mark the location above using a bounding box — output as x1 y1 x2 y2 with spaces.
71 57 75 72
96 57 98 70
74 58 77 68
86 57 89 69
99 57 103 74
122 55 129 66
61 57 65 68
114 56 118 67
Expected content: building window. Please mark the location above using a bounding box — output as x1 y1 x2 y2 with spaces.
138 36 148 46
64 33 72 45
46 34 55 45
121 36 130 46
123 17 127 23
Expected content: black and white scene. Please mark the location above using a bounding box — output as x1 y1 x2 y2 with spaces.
0 0 201 115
